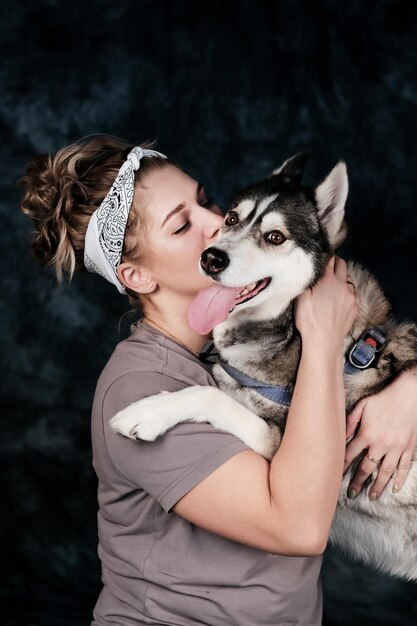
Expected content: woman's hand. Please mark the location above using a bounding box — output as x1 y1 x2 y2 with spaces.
344 366 417 499
295 255 358 352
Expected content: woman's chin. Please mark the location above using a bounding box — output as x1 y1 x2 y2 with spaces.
193 273 217 290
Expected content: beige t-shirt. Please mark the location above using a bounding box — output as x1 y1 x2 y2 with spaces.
90 320 323 626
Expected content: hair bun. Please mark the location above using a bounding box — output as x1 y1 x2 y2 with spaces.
19 136 133 282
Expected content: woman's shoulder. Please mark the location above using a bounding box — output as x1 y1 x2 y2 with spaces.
94 320 215 411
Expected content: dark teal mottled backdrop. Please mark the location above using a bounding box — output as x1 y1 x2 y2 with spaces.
2 1 417 624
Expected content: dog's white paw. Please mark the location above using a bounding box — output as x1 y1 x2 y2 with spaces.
109 391 172 442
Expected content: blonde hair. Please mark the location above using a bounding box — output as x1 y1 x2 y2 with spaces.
19 134 171 310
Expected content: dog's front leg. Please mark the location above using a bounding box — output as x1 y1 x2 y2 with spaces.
109 386 279 460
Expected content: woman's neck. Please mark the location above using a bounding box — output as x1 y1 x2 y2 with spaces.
142 308 210 356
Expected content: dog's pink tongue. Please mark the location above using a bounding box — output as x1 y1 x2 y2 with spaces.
188 284 242 334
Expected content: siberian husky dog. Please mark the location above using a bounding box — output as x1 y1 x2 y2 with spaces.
110 153 417 581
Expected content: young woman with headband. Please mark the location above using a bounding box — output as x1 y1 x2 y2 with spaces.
20 135 417 625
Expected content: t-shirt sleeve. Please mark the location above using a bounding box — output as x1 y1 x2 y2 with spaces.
100 371 249 513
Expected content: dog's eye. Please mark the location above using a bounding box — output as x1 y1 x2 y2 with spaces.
225 211 239 226
265 230 286 245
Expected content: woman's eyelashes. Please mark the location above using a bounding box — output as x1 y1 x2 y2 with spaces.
173 220 191 235
172 195 218 235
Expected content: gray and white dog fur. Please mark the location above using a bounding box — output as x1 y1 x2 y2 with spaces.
110 153 417 582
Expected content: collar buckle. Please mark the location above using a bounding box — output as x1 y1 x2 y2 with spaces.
346 327 387 372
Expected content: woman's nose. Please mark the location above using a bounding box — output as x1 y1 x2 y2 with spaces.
204 209 224 242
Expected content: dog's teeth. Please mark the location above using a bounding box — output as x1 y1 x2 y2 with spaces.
239 282 258 298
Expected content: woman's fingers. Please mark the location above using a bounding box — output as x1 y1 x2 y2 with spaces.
344 430 367 474
345 446 413 499
333 255 348 280
345 448 413 499
392 449 414 493
295 254 356 339
344 370 417 500
346 448 385 498
366 452 399 499
345 398 366 440
326 254 336 272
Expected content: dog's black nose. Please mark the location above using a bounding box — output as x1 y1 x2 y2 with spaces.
201 247 230 275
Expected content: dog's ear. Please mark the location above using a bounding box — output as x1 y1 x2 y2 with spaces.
315 162 348 246
272 152 309 185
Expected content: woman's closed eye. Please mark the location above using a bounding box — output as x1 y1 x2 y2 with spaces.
173 220 191 235
172 195 222 235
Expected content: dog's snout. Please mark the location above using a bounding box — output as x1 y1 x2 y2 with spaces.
201 247 230 275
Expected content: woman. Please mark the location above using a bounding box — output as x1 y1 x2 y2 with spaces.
20 135 417 626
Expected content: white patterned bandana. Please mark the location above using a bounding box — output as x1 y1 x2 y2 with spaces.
84 146 166 293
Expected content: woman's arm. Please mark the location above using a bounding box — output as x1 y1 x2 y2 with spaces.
174 257 358 555
344 364 417 499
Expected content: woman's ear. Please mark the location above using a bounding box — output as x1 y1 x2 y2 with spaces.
117 261 155 294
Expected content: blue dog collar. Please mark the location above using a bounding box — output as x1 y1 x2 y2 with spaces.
216 357 292 407
199 325 387 409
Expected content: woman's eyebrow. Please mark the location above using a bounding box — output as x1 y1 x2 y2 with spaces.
160 182 203 228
